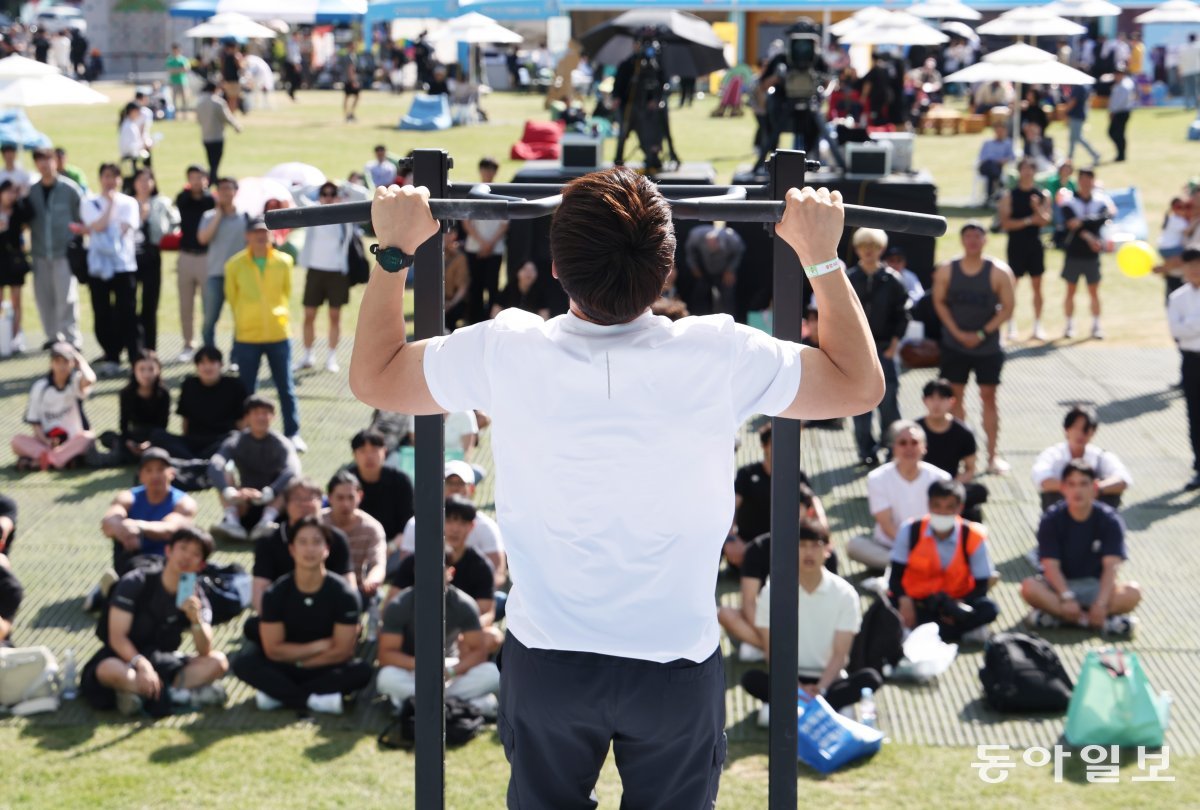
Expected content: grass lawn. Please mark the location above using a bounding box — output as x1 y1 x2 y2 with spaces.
2 84 1196 806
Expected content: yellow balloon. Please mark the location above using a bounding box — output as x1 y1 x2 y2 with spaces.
1116 240 1157 279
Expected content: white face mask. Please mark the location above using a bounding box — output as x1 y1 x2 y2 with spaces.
928 513 957 535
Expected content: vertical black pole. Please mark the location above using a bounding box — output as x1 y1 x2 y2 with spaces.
412 148 449 810
768 149 806 808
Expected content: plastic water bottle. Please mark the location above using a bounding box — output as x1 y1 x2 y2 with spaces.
366 595 381 642
1161 691 1173 731
0 300 13 358
859 687 877 728
61 649 78 700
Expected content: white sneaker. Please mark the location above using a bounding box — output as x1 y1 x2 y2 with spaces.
1103 614 1137 637
468 693 499 720
757 704 770 728
289 434 308 454
293 349 315 371
324 353 340 373
211 515 248 543
249 519 278 541
306 692 343 715
737 643 766 663
1031 322 1046 341
169 686 193 706
191 683 227 707
11 331 25 353
860 575 889 598
1005 321 1018 341
175 347 194 364
255 691 284 711
1091 322 1105 340
1064 319 1075 339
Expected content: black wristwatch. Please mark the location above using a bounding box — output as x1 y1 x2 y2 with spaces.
370 243 415 273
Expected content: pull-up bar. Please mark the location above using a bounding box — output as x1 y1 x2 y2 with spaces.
264 186 947 236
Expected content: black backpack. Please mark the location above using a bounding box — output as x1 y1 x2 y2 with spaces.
379 696 485 750
979 632 1073 712
199 562 250 626
849 595 905 676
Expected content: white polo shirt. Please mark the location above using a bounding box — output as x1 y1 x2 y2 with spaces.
399 511 504 556
755 570 861 678
423 308 803 662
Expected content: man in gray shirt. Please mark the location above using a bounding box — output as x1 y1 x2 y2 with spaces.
209 395 300 543
26 147 84 349
1107 64 1136 163
196 177 246 349
684 223 745 316
195 82 241 182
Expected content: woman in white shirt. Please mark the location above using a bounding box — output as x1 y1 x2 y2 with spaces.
117 103 153 174
11 342 96 470
296 182 355 373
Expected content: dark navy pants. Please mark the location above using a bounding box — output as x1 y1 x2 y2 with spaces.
498 633 727 810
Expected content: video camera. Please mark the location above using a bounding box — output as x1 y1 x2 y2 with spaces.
778 19 825 111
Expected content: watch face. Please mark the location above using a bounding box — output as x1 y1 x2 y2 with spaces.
375 246 409 273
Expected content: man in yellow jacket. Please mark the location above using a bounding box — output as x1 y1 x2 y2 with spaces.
225 216 305 453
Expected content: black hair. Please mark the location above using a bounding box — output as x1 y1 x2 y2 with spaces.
798 517 829 545
243 394 275 415
759 424 772 446
215 176 238 191
479 156 499 171
960 220 986 236
351 428 386 450
1078 167 1096 178
445 495 477 523
288 514 333 547
98 162 120 178
124 348 167 399
168 527 214 560
186 164 207 177
327 469 362 493
1182 247 1200 264
194 345 222 364
927 479 966 505
1063 403 1099 432
285 476 323 502
1061 458 1097 483
797 482 816 511
922 378 955 399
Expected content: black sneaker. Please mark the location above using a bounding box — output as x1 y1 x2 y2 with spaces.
1186 474 1200 492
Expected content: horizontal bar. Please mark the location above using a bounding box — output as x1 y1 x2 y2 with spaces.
265 196 562 229
448 182 772 200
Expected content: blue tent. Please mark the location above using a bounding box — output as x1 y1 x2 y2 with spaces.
399 93 452 130
0 109 51 150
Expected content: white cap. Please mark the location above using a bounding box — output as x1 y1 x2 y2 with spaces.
444 460 475 485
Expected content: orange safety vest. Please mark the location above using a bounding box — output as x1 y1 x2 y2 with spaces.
901 516 984 601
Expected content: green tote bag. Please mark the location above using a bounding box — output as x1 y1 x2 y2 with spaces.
1064 649 1168 748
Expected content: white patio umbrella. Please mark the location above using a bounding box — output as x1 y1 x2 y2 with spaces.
184 12 279 40
941 21 980 44
426 12 522 44
234 176 292 215
0 74 108 107
908 1 981 21
266 162 326 189
977 8 1087 38
982 42 1057 64
829 8 891 38
838 11 949 47
0 55 62 78
1136 0 1200 24
1045 0 1121 17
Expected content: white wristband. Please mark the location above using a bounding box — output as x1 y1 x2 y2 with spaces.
222 486 239 503
804 258 842 279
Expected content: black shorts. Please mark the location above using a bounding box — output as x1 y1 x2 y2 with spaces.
344 86 361 98
1007 240 1045 278
81 646 189 712
303 269 350 308
939 347 1004 386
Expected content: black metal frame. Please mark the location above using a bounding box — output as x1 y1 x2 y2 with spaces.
264 149 945 809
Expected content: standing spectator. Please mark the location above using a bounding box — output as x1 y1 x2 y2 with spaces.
80 528 229 717
283 33 303 101
165 43 192 117
131 168 178 353
117 103 152 175
444 228 470 329
196 177 245 349
932 222 1016 474
296 182 355 373
343 61 361 123
916 378 987 522
81 163 140 375
1064 83 1100 165
1060 168 1115 339
846 228 908 467
232 516 371 715
226 217 303 450
323 470 387 606
219 39 244 114
0 179 32 353
881 245 924 307
195 83 241 183
11 341 96 470
997 158 1052 341
1107 64 1136 163
462 157 508 324
1180 34 1200 108
684 222 745 317
1154 196 1190 306
54 147 88 192
346 428 414 546
49 31 71 75
69 29 88 79
1168 249 1200 491
365 145 397 189
0 143 33 196
27 147 84 350
174 166 214 362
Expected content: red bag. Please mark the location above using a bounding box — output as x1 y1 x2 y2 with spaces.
510 120 564 161
158 231 182 251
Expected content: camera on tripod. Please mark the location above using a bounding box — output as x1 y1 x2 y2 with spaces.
780 20 825 112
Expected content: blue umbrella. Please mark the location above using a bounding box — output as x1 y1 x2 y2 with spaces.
0 108 51 150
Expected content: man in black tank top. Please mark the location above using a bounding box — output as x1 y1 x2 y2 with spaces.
932 221 1016 475
998 158 1051 341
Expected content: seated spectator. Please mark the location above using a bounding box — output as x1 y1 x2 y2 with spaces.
365 144 397 189
740 519 882 724
397 461 506 588
89 350 170 467
209 395 300 543
973 81 1013 115
80 528 229 716
94 448 197 609
889 480 998 643
347 429 414 546
367 410 413 453
977 122 1015 204
718 482 829 662
392 496 503 652
246 476 355 644
1021 460 1142 635
12 341 96 471
848 421 951 571
916 378 988 522
232 516 371 715
1021 120 1055 172
445 411 479 462
882 245 925 307
726 425 814 570
1031 404 1132 511
0 552 23 647
490 261 549 320
150 345 246 463
0 493 16 556
322 470 386 604
376 546 501 715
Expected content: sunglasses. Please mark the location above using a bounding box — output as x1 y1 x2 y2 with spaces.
319 191 337 198
894 438 921 446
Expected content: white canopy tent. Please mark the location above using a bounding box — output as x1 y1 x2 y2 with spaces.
184 12 279 40
1045 0 1122 18
829 8 891 38
837 11 950 46
1136 0 1200 24
907 1 981 21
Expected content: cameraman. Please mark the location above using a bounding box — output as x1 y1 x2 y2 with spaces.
754 21 836 172
888 479 998 644
613 32 675 170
